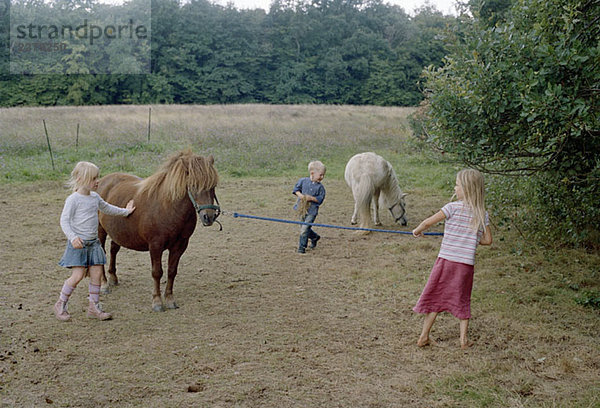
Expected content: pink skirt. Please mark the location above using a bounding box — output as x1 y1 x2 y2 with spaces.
413 257 474 320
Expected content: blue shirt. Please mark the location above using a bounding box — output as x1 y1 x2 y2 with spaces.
292 177 326 216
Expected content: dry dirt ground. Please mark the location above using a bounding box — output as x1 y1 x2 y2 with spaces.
0 178 598 407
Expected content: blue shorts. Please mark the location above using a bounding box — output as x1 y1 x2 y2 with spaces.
58 239 106 268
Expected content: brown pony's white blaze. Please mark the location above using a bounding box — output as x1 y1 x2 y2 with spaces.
97 150 219 312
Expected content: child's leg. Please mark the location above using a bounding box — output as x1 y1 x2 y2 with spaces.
460 319 473 349
88 265 106 303
298 214 316 252
86 265 112 320
417 312 438 347
65 267 87 288
59 267 86 302
298 225 310 251
59 281 75 303
54 267 86 321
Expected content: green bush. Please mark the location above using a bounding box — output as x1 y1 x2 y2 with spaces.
487 172 600 248
416 0 600 248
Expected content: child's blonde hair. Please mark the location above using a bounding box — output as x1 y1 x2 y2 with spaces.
456 169 487 232
67 161 99 192
308 160 326 174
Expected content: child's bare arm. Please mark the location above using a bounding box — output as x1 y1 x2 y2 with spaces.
479 225 493 245
413 211 445 237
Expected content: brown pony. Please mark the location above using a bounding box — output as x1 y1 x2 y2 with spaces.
97 150 220 312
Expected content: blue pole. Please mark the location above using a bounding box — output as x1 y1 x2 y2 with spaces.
232 212 443 236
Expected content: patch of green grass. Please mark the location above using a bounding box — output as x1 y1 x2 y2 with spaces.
576 290 600 309
0 104 427 182
419 372 509 407
1 139 179 182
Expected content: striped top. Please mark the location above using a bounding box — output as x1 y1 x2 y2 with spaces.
438 201 489 266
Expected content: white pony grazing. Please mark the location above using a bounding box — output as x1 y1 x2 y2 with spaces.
344 152 408 231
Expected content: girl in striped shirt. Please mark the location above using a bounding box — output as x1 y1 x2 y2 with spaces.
412 169 492 349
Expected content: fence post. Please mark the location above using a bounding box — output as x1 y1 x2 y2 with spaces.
147 107 151 142
43 119 55 171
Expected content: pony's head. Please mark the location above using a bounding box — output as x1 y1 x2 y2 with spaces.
184 153 220 226
138 149 220 226
389 192 408 226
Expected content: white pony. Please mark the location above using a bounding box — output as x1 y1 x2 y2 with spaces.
344 152 408 231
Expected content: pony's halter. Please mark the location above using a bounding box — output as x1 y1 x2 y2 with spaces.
187 189 221 219
388 201 406 222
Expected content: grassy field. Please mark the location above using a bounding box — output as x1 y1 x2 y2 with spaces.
1 104 448 183
0 104 598 407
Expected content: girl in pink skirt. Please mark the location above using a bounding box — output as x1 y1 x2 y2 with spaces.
412 169 492 349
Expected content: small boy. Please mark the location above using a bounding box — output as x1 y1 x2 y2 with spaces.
292 161 326 253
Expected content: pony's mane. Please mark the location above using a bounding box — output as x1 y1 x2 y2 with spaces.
381 164 404 205
137 150 219 202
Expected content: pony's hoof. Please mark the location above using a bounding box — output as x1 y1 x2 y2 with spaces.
350 221 357 225
152 304 165 312
165 295 179 310
100 285 111 295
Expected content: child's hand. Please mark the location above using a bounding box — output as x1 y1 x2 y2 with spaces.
412 229 423 238
72 237 84 249
126 199 136 215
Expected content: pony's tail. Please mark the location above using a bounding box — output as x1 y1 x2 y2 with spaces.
354 177 375 229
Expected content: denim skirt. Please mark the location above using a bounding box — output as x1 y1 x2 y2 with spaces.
58 238 107 268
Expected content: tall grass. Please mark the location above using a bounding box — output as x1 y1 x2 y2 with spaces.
0 104 453 188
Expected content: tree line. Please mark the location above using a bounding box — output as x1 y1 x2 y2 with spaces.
0 0 454 107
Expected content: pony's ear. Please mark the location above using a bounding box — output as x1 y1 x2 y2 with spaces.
207 155 214 165
401 193 408 198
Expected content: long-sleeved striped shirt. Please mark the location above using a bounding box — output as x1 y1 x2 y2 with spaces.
438 201 489 266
